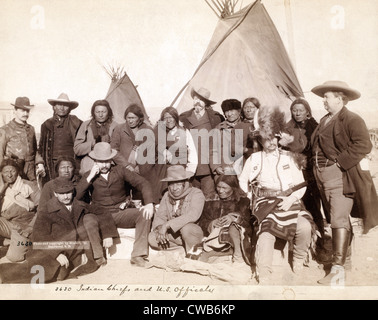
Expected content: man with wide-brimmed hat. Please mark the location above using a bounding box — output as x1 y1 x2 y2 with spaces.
76 142 156 268
311 80 378 285
179 87 224 199
148 165 205 255
0 97 44 182
38 93 82 185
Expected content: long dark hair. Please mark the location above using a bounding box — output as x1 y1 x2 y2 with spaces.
215 174 246 202
91 99 113 121
290 98 312 119
54 156 76 175
160 106 179 126
124 104 144 124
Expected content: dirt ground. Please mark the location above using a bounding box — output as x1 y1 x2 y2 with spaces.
1 150 378 300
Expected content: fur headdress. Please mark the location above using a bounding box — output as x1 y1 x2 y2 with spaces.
257 106 294 147
257 106 306 169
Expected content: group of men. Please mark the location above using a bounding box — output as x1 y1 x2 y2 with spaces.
0 79 377 285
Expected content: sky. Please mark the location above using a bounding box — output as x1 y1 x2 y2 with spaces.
0 0 377 130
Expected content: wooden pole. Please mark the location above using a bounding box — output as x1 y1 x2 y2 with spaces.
284 0 297 69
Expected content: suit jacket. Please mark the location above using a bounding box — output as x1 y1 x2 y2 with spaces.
76 165 156 207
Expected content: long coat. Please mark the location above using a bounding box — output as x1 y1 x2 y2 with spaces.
179 108 224 176
38 115 82 184
0 198 89 283
311 107 378 233
111 122 154 171
110 122 160 201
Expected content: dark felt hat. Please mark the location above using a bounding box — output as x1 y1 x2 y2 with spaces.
52 177 75 193
11 97 34 110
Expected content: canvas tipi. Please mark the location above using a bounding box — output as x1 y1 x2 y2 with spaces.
104 66 152 126
172 0 303 115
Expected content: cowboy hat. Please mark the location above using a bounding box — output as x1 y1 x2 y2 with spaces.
11 97 34 110
88 142 117 161
160 165 194 182
48 93 79 109
190 87 216 106
311 80 361 101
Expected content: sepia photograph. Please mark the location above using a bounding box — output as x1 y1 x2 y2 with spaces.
0 0 377 302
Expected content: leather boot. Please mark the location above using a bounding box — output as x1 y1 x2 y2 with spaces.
318 228 349 285
344 229 354 271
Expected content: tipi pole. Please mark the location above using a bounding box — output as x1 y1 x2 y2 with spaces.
284 0 296 69
170 0 260 108
205 0 220 18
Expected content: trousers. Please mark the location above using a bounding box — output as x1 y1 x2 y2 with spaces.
255 215 312 276
148 223 204 253
0 217 30 262
314 164 353 230
83 208 151 260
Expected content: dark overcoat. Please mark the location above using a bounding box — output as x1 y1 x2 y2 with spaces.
0 198 89 283
38 115 82 184
311 107 378 233
179 107 224 176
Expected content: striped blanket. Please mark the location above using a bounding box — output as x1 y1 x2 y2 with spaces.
255 199 314 242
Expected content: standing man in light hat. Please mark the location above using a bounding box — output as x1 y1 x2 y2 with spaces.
311 80 378 285
38 93 82 185
179 87 224 199
0 97 45 183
